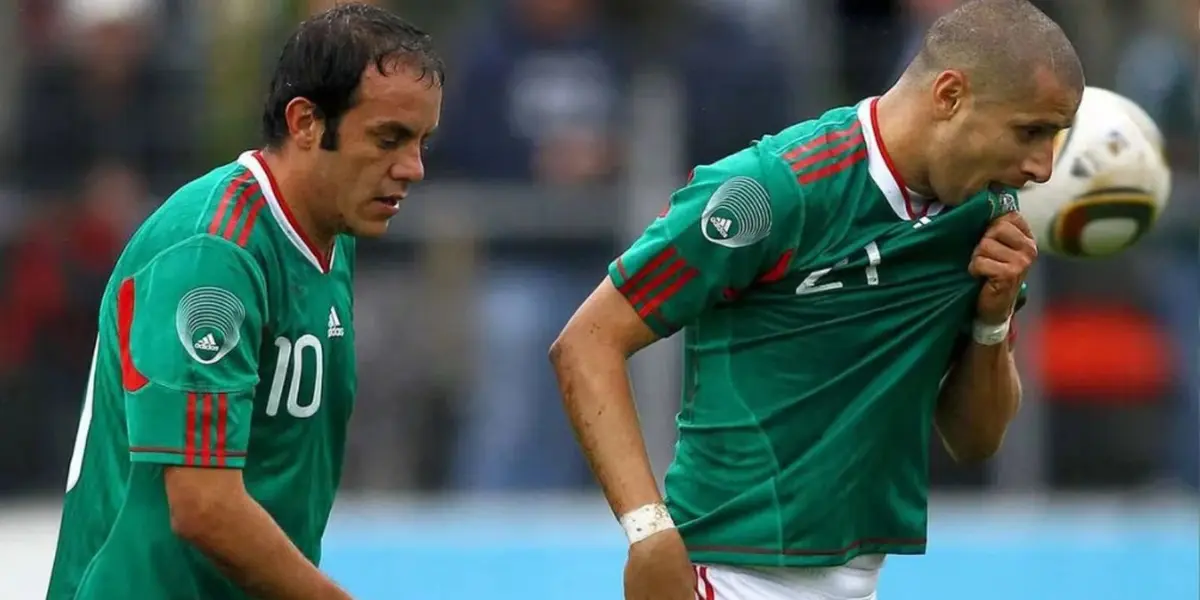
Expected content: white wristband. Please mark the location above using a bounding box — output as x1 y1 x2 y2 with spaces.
972 318 1010 346
619 503 675 545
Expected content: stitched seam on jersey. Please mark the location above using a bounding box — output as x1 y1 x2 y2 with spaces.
687 537 928 558
129 446 247 457
717 321 785 549
126 235 270 394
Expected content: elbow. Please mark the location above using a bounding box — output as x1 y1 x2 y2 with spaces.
548 331 574 376
165 468 239 547
168 492 221 545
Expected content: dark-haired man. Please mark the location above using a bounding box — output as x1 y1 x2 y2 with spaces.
550 1 1083 599
45 5 443 599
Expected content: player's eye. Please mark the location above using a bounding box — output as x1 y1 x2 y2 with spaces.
1016 125 1055 143
378 138 401 150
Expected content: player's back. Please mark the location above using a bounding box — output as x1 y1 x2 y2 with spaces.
48 153 357 600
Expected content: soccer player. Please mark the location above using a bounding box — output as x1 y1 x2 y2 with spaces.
549 1 1083 599
45 5 442 600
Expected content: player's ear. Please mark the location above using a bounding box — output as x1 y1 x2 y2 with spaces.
930 70 967 120
283 97 321 151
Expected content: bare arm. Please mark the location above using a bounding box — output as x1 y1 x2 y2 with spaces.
549 277 663 517
935 340 1021 464
165 467 352 600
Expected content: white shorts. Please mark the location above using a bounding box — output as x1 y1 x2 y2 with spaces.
693 554 885 600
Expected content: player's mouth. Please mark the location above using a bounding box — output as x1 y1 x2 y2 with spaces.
371 195 403 216
376 195 403 206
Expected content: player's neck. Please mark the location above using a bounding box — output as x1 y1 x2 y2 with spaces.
874 90 935 198
259 148 337 256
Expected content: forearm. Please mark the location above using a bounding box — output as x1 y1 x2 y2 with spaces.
550 340 662 517
178 492 351 600
935 340 1022 462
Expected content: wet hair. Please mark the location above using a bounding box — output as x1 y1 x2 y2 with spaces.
907 0 1084 101
261 3 445 150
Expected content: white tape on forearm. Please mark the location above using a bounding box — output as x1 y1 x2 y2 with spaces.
972 318 1010 346
619 503 675 545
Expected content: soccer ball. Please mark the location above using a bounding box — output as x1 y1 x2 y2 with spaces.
1019 86 1172 258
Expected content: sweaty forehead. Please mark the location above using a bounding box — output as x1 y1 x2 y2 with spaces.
1010 66 1080 127
351 63 442 130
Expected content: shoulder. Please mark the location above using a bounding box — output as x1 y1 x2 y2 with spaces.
698 104 867 210
134 234 265 288
761 105 867 188
140 159 277 265
134 161 264 247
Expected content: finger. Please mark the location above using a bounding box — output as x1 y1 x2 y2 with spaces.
975 237 1029 267
998 211 1035 238
984 222 1038 258
985 221 1033 248
969 255 1009 279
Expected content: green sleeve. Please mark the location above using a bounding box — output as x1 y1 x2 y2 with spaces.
608 148 801 336
123 235 267 468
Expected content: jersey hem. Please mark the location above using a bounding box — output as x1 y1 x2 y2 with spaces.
130 449 247 468
686 543 927 569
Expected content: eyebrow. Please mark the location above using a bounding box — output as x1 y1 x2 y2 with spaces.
370 121 437 142
1019 117 1074 130
370 122 417 139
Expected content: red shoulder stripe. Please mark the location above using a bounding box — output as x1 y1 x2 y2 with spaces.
782 120 862 162
208 170 254 236
797 147 868 185
221 181 263 242
618 246 679 297
185 392 197 466
236 198 267 247
215 393 228 466
637 268 698 319
789 131 865 172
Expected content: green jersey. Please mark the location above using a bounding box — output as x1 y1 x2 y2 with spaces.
611 98 1022 568
47 151 357 599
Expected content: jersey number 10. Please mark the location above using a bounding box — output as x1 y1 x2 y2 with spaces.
265 335 323 419
795 241 882 295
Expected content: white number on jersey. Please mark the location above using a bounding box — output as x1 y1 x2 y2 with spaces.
795 241 882 296
265 334 324 419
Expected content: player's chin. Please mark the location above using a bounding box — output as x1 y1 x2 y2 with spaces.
347 214 393 238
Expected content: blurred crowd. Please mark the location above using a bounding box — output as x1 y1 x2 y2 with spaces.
0 0 1195 497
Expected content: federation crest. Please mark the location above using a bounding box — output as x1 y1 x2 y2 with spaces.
700 176 772 248
176 286 246 364
990 190 1019 218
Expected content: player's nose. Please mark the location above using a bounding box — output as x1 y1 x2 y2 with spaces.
1021 141 1054 185
390 144 426 183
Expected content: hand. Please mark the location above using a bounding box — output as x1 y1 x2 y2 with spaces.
968 212 1037 324
624 529 696 600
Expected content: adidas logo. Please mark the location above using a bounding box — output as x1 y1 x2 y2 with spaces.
708 216 731 238
327 307 344 338
194 334 220 352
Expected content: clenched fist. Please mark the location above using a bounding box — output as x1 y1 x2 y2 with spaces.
624 529 696 600
969 212 1038 324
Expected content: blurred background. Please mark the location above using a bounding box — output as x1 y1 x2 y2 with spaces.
0 0 1195 598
